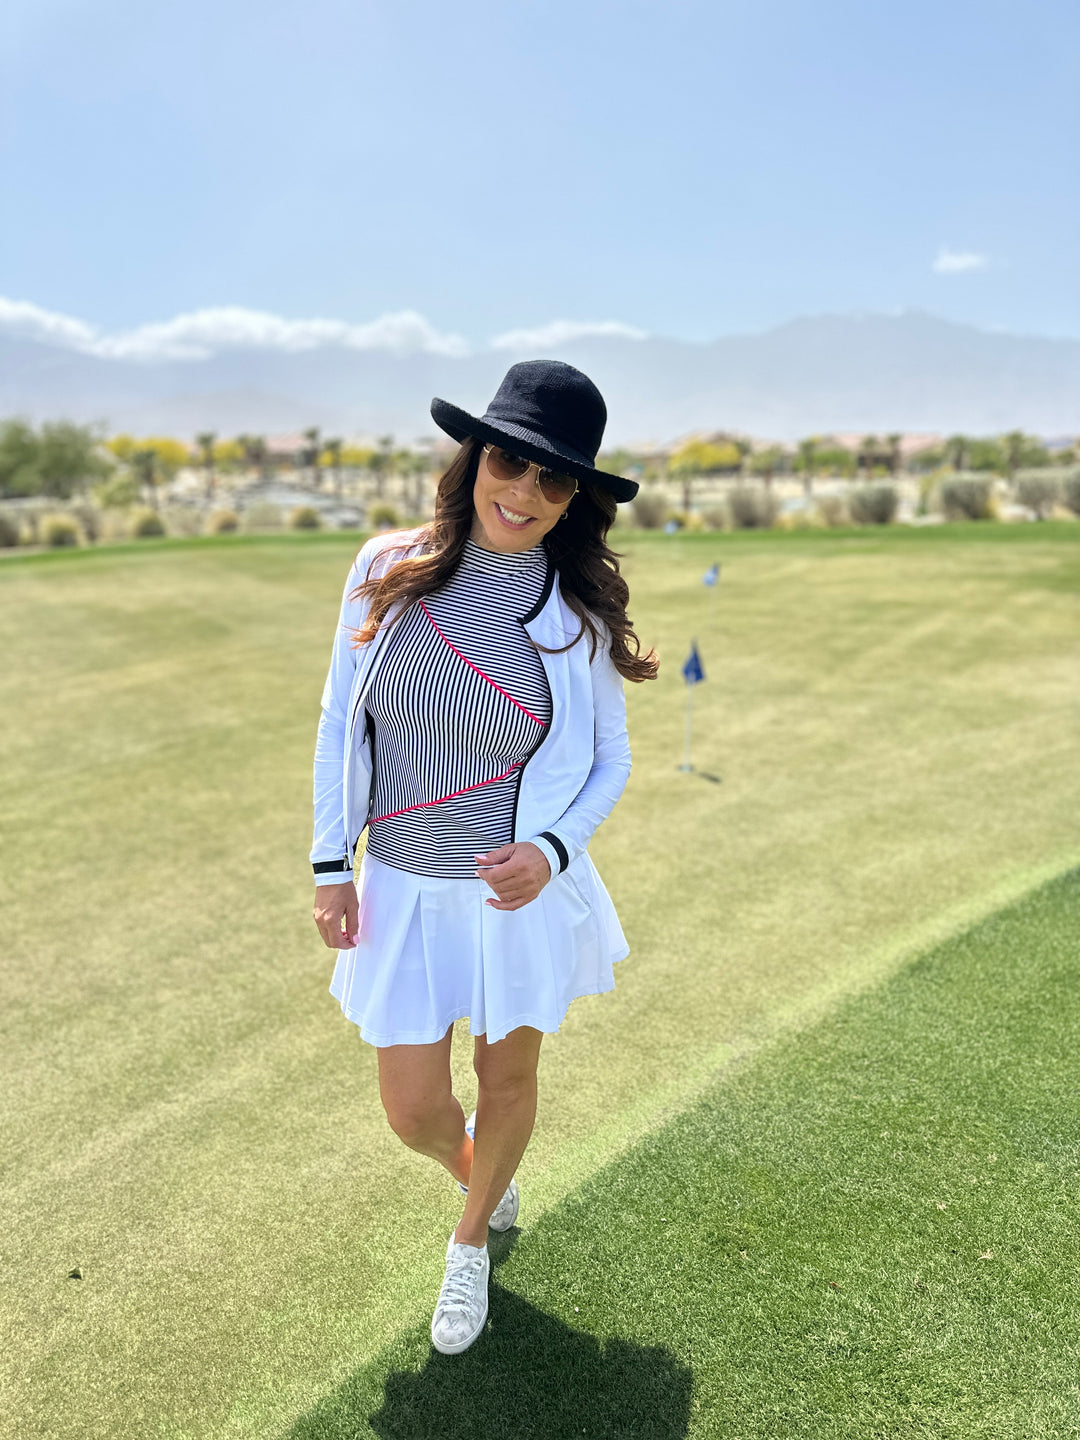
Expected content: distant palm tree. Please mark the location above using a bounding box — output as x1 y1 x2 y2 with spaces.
750 445 785 492
236 434 269 484
302 427 321 490
886 433 903 478
797 437 819 497
411 455 430 516
859 435 880 481
371 434 394 500
945 435 970 472
251 435 269 482
324 437 343 501
195 431 217 502
133 448 159 508
734 437 752 479
1002 430 1026 483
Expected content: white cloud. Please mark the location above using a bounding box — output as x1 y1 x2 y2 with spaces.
0 297 471 361
933 247 990 274
0 296 99 350
490 319 648 350
95 306 471 360
0 298 650 362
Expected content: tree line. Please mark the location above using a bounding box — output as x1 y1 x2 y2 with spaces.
0 420 435 508
2 417 1074 509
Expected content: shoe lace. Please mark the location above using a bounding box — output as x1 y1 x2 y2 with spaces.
440 1252 483 1314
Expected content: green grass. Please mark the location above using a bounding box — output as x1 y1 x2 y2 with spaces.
298 868 1080 1439
2 525 1080 1438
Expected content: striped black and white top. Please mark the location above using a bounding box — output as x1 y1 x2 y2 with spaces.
363 535 553 877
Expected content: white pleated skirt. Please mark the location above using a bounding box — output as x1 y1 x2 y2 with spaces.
328 848 630 1047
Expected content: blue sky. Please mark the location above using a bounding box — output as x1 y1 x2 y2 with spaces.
2 0 1077 356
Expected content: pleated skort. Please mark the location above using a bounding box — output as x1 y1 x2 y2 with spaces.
328 848 630 1047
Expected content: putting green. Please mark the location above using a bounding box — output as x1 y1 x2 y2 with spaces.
293 868 1080 1439
2 524 1079 1437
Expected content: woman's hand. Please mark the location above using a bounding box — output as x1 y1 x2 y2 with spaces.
475 842 552 911
313 881 360 949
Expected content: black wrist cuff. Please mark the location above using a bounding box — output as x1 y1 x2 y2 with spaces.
538 830 569 874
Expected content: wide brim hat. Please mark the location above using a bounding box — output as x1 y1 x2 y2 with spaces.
431 358 639 502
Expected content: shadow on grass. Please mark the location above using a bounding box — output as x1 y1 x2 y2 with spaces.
286 1232 692 1440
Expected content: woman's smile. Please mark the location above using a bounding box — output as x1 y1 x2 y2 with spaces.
492 499 536 529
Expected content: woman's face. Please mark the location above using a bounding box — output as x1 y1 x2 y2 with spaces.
470 443 571 553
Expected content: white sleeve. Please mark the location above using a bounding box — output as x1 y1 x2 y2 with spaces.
309 541 375 883
523 620 631 874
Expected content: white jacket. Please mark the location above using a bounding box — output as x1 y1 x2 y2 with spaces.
310 526 632 888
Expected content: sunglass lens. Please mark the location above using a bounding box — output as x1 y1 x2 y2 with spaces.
539 469 578 504
488 446 528 481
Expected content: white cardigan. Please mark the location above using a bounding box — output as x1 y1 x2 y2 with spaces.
310 526 632 888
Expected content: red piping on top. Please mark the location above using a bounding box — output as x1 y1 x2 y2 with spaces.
369 764 524 825
418 600 547 726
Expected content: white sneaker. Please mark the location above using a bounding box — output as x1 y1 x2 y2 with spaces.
456 1109 520 1232
430 1230 489 1355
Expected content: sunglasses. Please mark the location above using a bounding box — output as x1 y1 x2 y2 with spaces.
482 443 579 506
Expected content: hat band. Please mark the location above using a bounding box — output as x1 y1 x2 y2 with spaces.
480 414 595 470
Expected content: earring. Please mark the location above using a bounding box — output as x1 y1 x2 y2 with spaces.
559 509 568 521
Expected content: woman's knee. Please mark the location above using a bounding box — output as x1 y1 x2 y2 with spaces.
377 1029 455 1146
382 1098 441 1148
473 1026 542 1101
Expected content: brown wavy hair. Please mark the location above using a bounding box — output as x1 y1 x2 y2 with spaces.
348 436 658 682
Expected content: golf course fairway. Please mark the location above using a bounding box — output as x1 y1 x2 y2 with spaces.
2 522 1078 1437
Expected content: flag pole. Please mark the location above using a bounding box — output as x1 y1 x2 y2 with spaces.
680 685 693 772
680 634 704 773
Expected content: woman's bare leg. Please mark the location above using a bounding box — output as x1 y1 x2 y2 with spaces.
455 1025 543 1247
376 1024 473 1188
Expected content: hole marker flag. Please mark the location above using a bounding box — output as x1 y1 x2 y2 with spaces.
682 639 705 686
703 563 720 587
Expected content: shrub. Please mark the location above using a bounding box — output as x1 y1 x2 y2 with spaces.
0 511 20 547
667 510 705 532
93 471 140 509
161 505 205 538
42 513 80 547
1016 472 1061 520
700 504 729 531
209 508 240 534
631 490 667 529
940 476 994 521
243 501 284 532
131 507 166 538
67 501 102 543
776 508 821 532
815 494 848 527
728 485 779 529
848 484 898 525
290 505 322 530
368 502 402 530
1062 470 1080 516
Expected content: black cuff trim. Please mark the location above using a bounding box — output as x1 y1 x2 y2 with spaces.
539 830 569 874
314 859 351 878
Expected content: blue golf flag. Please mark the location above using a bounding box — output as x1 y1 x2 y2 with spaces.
703 563 720 587
682 639 705 685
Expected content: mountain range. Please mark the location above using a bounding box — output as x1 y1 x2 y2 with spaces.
2 309 1077 445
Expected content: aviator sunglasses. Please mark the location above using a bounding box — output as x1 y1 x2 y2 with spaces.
482 443 579 505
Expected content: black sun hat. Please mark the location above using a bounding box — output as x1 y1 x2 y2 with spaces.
430 359 639 502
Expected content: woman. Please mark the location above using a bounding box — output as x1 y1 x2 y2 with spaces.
310 359 658 1355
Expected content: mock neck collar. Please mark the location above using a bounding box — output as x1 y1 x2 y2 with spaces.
460 535 547 576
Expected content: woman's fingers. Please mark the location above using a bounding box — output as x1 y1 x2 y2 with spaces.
344 891 359 945
484 881 542 910
475 845 514 865
314 882 359 949
474 842 554 909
